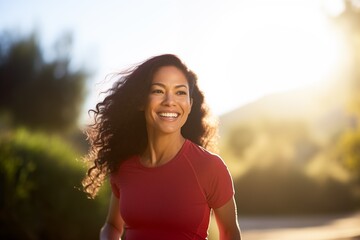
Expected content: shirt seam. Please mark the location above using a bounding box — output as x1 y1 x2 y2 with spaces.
184 154 209 240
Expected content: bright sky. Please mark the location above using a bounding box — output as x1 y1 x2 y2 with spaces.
0 0 346 122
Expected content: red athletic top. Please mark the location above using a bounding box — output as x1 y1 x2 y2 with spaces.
110 139 234 240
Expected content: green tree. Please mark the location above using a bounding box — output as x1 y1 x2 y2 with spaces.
0 31 87 132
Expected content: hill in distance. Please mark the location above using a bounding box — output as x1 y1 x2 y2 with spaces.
218 79 352 141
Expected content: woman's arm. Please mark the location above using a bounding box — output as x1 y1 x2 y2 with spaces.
213 197 241 240
100 193 125 240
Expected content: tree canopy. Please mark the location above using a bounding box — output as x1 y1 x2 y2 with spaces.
0 31 87 132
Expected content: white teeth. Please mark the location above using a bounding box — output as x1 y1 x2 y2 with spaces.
159 112 178 118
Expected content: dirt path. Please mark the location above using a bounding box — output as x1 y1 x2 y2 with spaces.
239 211 360 240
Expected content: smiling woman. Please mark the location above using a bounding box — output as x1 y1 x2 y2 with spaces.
82 54 241 240
144 66 193 143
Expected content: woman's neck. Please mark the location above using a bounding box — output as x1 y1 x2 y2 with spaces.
141 133 185 167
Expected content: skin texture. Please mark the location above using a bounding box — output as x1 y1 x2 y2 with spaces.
100 66 241 240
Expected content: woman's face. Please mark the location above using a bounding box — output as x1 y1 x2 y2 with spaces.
144 66 192 137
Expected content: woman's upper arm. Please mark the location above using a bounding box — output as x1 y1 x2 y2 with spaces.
100 193 124 240
106 193 124 228
213 197 242 240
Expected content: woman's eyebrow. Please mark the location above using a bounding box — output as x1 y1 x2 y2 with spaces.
175 84 188 89
151 83 188 89
151 83 165 88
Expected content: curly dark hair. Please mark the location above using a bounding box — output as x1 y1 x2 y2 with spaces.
82 54 218 198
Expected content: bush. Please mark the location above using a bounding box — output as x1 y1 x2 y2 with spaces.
0 128 109 239
234 163 359 215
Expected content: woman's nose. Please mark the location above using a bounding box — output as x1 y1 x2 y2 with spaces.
163 93 175 106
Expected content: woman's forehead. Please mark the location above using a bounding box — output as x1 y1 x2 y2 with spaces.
152 66 189 86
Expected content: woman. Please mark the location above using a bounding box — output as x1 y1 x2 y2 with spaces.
83 54 241 240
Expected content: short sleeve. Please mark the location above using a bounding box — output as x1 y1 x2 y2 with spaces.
110 173 120 199
206 156 234 209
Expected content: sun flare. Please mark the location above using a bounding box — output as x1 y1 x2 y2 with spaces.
192 0 344 115
321 0 346 16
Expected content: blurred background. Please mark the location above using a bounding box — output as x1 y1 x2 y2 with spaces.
1 0 360 239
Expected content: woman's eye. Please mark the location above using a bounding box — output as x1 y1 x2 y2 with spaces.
177 91 187 95
151 89 163 94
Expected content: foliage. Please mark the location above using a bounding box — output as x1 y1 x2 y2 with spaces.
234 164 358 215
0 128 109 239
336 129 360 182
0 31 87 132
221 120 320 177
221 118 360 215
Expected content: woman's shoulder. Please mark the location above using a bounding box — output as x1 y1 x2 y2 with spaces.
185 140 234 208
185 140 225 168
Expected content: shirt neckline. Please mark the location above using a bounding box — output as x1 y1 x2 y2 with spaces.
136 139 190 170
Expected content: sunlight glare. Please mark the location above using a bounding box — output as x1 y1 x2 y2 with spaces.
351 0 360 8
321 0 346 16
194 0 343 115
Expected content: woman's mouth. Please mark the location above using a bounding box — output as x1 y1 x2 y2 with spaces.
158 112 179 118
